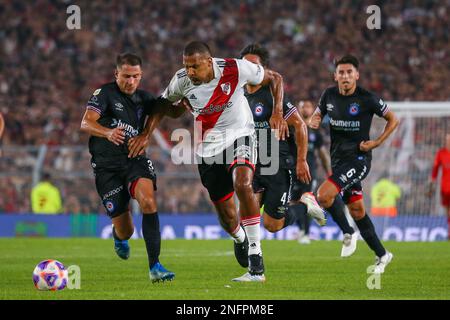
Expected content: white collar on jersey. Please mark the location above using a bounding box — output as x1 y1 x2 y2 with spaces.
211 58 223 80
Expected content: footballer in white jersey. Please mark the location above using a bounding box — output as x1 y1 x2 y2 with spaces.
163 57 263 158
160 41 287 282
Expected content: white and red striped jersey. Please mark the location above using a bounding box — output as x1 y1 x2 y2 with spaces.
162 58 265 157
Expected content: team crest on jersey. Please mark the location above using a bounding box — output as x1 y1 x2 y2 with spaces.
104 201 115 213
255 103 264 116
221 82 231 95
349 103 360 116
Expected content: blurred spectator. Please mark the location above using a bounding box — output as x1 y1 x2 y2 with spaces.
0 1 448 147
370 176 402 217
31 172 62 214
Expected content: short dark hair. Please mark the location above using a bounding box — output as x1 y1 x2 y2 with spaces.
239 43 270 67
116 53 142 68
183 41 212 56
334 54 359 69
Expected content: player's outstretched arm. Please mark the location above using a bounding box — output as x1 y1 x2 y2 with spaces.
260 69 289 140
80 110 125 146
127 98 190 158
360 110 399 152
286 112 311 184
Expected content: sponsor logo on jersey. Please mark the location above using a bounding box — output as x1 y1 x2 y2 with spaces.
88 95 99 105
327 103 334 112
349 103 360 116
111 119 139 137
194 102 233 115
254 121 270 128
114 103 124 111
189 94 197 100
254 103 264 116
93 88 101 96
329 117 360 130
221 82 231 95
102 186 124 200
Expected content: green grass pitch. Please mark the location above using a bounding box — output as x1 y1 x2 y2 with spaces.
0 238 449 300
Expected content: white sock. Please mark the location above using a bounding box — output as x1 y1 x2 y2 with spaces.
231 224 246 243
242 215 262 256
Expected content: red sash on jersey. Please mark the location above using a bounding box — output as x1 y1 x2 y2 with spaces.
196 59 239 138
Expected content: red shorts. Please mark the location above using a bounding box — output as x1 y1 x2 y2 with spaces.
441 190 450 207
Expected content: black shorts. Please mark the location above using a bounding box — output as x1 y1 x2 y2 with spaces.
93 156 157 218
290 178 313 203
328 156 370 204
253 167 294 219
197 134 257 204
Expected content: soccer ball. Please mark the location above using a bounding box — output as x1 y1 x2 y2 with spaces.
32 259 68 291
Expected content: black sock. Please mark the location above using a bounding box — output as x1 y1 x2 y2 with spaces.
142 213 161 268
355 214 386 257
293 204 308 234
325 195 354 234
284 203 307 228
304 216 310 235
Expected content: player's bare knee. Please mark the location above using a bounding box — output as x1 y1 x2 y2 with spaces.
138 197 157 213
264 220 280 233
233 179 253 196
316 192 333 208
349 207 365 220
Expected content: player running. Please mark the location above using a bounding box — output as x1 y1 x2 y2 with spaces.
80 53 176 282
310 55 399 274
161 41 289 282
240 44 326 234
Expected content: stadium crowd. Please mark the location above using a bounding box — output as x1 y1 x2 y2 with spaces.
0 0 448 214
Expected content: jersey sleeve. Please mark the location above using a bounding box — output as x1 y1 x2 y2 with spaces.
317 89 328 116
369 93 390 117
161 72 185 102
237 58 265 86
283 97 298 120
86 87 108 115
